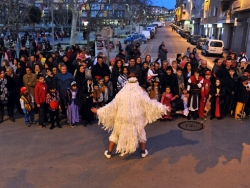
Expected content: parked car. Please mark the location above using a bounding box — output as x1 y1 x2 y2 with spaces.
202 39 224 57
133 33 147 43
152 21 162 27
196 38 207 49
124 34 142 44
141 30 151 40
187 35 194 43
190 35 201 45
181 31 191 38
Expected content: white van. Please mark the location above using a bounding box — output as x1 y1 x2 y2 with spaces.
146 26 156 33
202 39 224 57
152 21 162 27
141 30 151 40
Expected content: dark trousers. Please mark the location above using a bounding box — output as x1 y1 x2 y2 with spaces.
10 95 23 114
60 99 66 115
0 102 13 120
38 103 48 125
222 94 235 116
49 109 60 126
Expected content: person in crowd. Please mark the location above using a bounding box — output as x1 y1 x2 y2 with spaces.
234 76 250 120
183 62 193 88
144 55 152 64
117 66 129 91
147 77 161 101
2 59 10 72
111 60 123 95
212 58 223 81
161 66 178 96
109 58 116 75
125 42 134 64
45 68 57 89
35 74 48 128
104 74 113 103
128 58 141 83
210 78 226 120
158 44 168 64
29 55 42 71
91 56 110 80
236 59 247 78
93 82 103 108
56 64 73 117
74 65 91 89
136 57 142 67
222 67 238 117
198 71 211 120
20 86 35 127
65 81 79 128
115 49 125 62
6 66 23 114
97 78 108 105
140 62 149 87
23 66 37 102
187 69 203 120
189 53 198 69
80 77 94 126
199 60 211 78
161 86 177 120
46 85 61 129
184 47 191 57
147 63 158 84
176 53 182 64
171 60 178 74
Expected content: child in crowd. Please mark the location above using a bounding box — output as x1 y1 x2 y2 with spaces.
198 70 211 120
98 78 108 104
93 83 103 108
147 63 158 84
210 78 225 120
20 87 35 127
46 85 62 130
103 74 113 104
65 81 79 128
35 74 48 128
223 67 238 117
161 86 177 120
147 77 161 101
181 89 189 117
234 76 250 120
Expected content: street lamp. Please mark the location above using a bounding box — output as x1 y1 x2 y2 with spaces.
66 4 68 32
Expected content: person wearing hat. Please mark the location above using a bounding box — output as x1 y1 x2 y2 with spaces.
65 81 79 128
46 85 62 130
222 67 238 117
20 87 35 127
236 59 247 78
91 72 168 159
198 70 211 119
234 76 250 120
147 77 161 101
187 68 204 120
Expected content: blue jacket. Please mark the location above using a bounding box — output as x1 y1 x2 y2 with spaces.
56 72 73 97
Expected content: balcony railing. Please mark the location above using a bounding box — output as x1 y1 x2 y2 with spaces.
218 10 235 23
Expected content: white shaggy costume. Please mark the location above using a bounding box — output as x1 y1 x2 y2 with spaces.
97 77 167 154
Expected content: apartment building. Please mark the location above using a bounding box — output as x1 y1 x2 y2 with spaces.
176 0 250 56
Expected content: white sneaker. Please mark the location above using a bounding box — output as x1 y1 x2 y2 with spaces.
119 152 126 157
141 150 148 158
104 150 111 159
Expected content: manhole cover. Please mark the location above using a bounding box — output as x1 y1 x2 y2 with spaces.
178 121 204 131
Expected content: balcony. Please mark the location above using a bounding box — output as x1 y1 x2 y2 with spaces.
218 10 235 23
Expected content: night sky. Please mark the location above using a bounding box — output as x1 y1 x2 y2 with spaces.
153 0 175 9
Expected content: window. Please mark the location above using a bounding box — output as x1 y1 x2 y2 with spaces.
209 8 212 17
215 42 222 47
213 7 218 16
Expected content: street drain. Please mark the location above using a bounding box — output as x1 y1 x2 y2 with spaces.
178 121 204 131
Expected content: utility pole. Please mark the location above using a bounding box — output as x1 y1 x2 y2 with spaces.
51 2 54 52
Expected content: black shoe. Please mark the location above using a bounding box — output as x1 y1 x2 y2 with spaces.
26 124 31 127
210 116 214 120
57 124 62 128
187 116 191 120
50 125 55 130
9 117 15 122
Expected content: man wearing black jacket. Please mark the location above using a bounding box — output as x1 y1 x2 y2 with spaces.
91 56 110 79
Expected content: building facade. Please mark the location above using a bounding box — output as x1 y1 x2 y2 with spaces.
175 0 250 56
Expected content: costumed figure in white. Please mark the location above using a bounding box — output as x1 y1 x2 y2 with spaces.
91 73 168 159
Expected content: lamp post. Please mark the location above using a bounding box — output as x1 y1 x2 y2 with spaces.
66 4 68 32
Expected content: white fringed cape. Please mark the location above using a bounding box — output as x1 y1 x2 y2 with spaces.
97 79 168 154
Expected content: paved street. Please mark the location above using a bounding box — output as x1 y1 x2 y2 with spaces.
1 24 250 188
